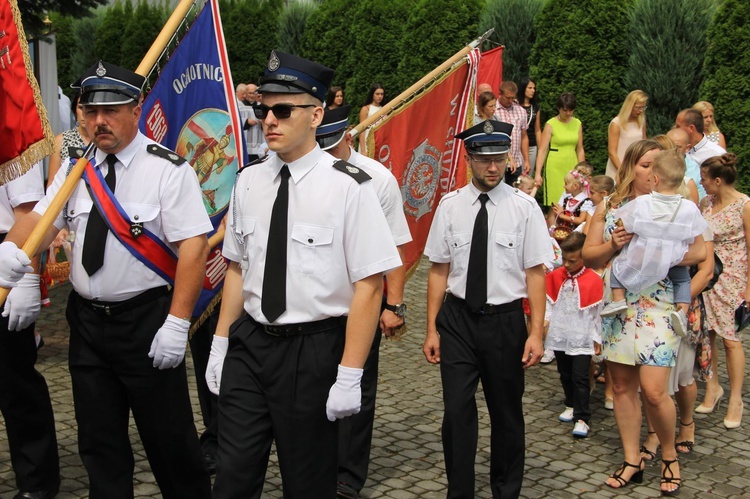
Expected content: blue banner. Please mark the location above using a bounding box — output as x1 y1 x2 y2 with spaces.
139 0 243 322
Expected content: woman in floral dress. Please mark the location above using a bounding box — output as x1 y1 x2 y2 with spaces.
697 153 750 429
583 140 706 495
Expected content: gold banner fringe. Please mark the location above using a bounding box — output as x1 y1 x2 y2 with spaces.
189 290 222 338
0 0 54 185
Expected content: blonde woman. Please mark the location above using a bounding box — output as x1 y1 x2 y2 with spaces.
693 101 726 149
605 90 648 179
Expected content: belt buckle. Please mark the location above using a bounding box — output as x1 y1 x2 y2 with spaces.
263 325 281 336
91 302 112 316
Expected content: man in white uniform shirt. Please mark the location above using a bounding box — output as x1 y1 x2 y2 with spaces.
205 51 401 498
0 163 60 499
316 105 412 499
0 61 212 499
423 120 551 498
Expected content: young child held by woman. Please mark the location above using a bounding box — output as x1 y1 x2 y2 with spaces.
600 149 708 337
545 232 603 437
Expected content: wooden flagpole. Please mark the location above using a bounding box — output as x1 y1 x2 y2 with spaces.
0 0 197 304
350 29 493 142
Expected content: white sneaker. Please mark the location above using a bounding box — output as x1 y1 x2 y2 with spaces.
601 300 628 317
559 407 574 422
670 309 689 338
572 420 590 438
540 349 555 364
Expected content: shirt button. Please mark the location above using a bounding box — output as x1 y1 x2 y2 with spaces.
134 215 140 220
308 238 313 243
509 243 513 247
70 210 75 215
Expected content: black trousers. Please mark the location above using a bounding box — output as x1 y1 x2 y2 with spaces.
0 318 59 493
213 314 345 499
554 351 592 424
66 290 211 499
337 325 383 491
189 307 220 456
437 298 526 499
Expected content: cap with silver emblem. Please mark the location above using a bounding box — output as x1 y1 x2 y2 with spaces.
316 105 350 151
455 120 514 155
73 60 146 106
257 50 334 103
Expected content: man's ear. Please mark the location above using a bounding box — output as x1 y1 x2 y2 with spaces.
344 133 353 147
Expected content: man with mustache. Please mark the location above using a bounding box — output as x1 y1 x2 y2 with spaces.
0 61 212 499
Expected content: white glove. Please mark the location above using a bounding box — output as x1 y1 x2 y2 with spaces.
0 241 33 288
325 364 364 422
148 314 189 369
2 273 40 331
205 335 229 395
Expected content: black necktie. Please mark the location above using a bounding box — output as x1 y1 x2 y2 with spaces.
262 164 291 322
466 193 489 311
82 154 117 276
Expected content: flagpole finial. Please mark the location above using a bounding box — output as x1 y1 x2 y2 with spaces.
472 29 495 49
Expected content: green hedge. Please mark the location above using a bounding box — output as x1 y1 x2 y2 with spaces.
700 0 750 193
531 0 632 174
624 0 716 136
478 0 543 85
49 0 749 189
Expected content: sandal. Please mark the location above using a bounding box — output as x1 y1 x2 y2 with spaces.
605 459 644 489
661 459 681 496
676 420 694 454
640 431 658 461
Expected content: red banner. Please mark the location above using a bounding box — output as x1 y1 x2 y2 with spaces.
368 50 479 277
476 46 503 95
0 0 53 183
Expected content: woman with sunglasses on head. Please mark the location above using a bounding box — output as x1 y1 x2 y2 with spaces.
359 83 385 152
605 90 648 180
519 78 541 178
693 101 727 149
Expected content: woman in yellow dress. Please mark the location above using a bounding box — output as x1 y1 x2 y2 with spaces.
534 92 585 206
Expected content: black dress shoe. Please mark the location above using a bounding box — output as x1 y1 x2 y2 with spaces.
14 487 59 499
336 482 359 499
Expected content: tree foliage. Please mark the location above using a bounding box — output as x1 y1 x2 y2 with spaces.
119 0 165 72
277 0 318 55
18 0 106 35
298 0 358 81
397 0 481 91
222 0 283 85
624 0 716 135
345 0 411 118
700 0 750 193
478 0 543 85
94 0 131 68
531 0 632 173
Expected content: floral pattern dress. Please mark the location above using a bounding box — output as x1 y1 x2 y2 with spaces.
702 195 750 341
601 198 679 367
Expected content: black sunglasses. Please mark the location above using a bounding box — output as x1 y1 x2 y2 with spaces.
253 103 316 120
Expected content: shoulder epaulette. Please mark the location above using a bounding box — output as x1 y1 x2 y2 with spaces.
146 144 186 166
513 187 536 204
68 146 85 159
332 160 371 184
236 154 269 176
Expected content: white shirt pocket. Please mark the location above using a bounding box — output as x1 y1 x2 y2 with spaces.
446 232 472 272
493 231 519 270
290 224 334 275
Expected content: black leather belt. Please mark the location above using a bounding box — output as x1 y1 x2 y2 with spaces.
253 315 347 337
78 286 171 316
445 294 523 315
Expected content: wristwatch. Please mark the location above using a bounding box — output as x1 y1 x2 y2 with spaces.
384 302 407 318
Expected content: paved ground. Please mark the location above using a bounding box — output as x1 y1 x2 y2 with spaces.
1 258 749 498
